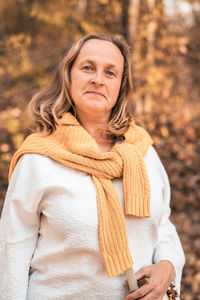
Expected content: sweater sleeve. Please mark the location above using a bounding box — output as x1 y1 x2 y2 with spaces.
146 146 185 294
0 154 44 300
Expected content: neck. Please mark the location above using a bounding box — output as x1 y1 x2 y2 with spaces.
76 110 114 152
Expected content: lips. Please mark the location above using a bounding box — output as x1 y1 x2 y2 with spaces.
85 91 105 98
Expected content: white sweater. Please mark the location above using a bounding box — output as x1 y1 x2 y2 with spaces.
0 146 185 300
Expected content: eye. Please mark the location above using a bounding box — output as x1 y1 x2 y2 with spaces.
83 65 93 71
106 70 115 77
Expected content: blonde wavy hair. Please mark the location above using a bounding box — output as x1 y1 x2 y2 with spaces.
28 33 134 141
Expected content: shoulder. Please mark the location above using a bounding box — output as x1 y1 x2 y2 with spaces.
144 145 170 188
144 145 165 170
10 154 62 186
11 153 83 184
15 153 56 172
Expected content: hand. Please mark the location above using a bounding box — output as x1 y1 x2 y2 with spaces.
123 260 175 300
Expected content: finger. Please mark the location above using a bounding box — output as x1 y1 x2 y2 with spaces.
140 290 164 300
135 290 162 300
133 281 166 300
124 282 153 300
136 265 152 280
125 288 164 300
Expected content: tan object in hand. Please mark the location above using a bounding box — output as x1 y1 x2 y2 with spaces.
137 277 179 300
126 269 179 300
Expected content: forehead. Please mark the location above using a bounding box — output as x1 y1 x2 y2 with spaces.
74 39 124 68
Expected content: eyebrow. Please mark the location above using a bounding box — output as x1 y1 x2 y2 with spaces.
79 59 119 70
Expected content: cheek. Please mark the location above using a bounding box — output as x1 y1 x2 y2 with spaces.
110 81 122 102
69 83 76 102
70 71 87 95
70 72 82 101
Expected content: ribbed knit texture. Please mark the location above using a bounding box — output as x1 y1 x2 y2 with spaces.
8 112 153 277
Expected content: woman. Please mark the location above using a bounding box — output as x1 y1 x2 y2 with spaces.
0 34 185 299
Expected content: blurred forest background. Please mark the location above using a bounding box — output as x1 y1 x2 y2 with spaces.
0 0 199 298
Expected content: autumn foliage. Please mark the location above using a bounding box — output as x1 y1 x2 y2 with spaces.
0 0 200 298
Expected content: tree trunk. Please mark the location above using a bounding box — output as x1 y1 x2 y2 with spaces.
129 0 165 113
121 0 130 40
129 0 141 44
15 0 24 32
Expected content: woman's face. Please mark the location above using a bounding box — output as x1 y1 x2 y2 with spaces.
70 39 124 119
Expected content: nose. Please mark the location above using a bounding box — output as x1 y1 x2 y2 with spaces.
91 71 104 85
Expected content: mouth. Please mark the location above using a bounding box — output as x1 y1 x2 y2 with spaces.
85 91 105 98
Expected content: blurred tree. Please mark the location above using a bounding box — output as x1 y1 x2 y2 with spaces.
121 0 130 39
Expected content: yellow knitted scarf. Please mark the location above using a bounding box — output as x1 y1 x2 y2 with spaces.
9 112 153 277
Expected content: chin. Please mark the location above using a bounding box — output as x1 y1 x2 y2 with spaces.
84 103 108 113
